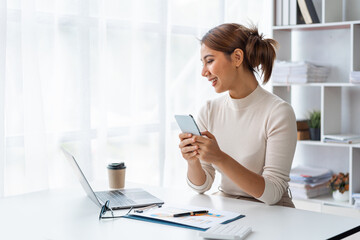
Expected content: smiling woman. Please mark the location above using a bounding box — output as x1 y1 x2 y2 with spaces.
178 23 297 207
200 24 278 96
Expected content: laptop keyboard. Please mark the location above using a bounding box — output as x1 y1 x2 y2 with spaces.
96 191 136 207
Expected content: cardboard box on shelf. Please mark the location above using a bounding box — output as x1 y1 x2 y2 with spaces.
297 120 309 131
298 130 310 140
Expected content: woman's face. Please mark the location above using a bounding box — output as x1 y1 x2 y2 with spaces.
200 44 238 94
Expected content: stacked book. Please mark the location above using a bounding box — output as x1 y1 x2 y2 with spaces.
289 165 332 199
272 61 330 84
350 71 360 83
323 134 360 144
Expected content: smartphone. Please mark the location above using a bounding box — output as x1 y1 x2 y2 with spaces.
174 114 202 136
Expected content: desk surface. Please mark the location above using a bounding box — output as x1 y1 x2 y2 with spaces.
2 184 360 240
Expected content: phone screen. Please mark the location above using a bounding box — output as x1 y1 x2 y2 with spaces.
174 114 202 136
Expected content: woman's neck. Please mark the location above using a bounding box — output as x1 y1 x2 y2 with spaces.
229 69 259 99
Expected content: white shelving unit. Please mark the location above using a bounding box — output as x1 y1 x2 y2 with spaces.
272 0 360 212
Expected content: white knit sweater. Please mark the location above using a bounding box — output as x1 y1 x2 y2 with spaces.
187 85 297 205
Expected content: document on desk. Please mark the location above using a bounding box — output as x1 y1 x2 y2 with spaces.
124 204 245 231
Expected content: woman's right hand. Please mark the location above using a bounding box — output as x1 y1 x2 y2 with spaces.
178 133 199 162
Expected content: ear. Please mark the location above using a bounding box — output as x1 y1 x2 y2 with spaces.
232 48 244 68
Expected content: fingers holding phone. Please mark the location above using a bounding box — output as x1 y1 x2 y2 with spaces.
179 133 192 141
175 114 203 162
178 133 199 162
193 131 224 165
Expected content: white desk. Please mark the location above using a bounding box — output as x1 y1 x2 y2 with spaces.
2 185 360 240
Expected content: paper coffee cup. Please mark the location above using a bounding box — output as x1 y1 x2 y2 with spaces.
107 162 126 189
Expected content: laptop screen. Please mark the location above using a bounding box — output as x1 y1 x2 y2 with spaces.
61 148 102 207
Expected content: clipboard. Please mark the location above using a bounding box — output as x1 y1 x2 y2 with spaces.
122 204 245 231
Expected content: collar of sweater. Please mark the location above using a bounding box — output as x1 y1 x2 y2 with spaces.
225 85 265 110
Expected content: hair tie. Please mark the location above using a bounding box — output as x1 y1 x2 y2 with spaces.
249 31 263 41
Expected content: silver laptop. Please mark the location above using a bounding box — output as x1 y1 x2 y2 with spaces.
62 148 164 209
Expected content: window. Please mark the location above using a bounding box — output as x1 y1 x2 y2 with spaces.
0 0 271 197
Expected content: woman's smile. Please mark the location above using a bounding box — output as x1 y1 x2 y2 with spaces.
209 77 218 87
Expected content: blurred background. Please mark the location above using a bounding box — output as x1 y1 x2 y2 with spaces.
0 0 272 197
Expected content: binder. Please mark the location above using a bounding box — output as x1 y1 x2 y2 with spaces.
289 0 298 25
123 214 245 231
283 0 289 25
123 204 245 231
297 0 319 24
276 0 283 26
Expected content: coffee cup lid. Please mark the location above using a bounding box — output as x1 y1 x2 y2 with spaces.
107 162 126 170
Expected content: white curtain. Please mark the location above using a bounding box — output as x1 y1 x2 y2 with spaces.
0 0 6 197
0 0 272 197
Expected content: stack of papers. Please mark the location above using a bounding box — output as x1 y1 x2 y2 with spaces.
323 134 360 144
290 165 332 183
353 193 360 209
271 61 330 84
289 166 332 199
350 71 360 83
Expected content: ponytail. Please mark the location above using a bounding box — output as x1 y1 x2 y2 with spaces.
201 23 278 84
245 27 278 84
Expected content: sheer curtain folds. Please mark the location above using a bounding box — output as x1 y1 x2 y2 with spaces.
1 0 271 197
0 0 6 197
21 0 49 193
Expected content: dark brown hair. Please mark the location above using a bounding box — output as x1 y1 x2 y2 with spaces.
201 23 278 84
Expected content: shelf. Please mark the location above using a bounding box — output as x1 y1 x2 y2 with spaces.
272 20 360 31
272 82 360 87
293 193 353 208
273 0 360 213
297 140 360 148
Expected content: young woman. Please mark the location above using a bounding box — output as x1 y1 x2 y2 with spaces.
178 23 297 207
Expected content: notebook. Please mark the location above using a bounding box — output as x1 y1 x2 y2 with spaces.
62 148 164 210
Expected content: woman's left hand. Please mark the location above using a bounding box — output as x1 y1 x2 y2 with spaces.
194 131 225 165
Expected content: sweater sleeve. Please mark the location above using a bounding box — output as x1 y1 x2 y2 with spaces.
186 102 216 194
256 102 297 205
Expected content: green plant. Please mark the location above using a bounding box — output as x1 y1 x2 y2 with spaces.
328 172 349 193
308 110 321 129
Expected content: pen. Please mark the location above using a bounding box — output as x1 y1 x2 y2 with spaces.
173 210 209 217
